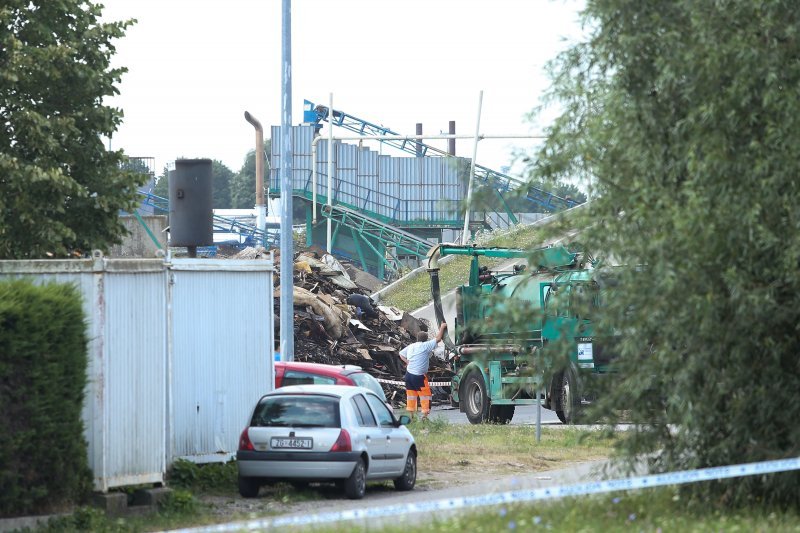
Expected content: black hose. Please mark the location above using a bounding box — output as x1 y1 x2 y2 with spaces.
428 268 456 350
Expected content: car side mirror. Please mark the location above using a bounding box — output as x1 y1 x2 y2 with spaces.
398 414 411 426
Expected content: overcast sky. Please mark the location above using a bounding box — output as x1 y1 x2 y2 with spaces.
100 0 585 176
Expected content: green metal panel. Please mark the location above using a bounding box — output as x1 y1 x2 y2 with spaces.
489 361 502 399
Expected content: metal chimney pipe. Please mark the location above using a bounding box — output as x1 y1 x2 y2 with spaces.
415 123 423 157
448 120 456 155
244 111 266 233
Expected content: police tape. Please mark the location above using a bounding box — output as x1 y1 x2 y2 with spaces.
174 456 800 532
377 378 451 387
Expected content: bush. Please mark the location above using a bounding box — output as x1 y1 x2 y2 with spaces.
167 459 237 493
531 0 800 507
0 279 92 516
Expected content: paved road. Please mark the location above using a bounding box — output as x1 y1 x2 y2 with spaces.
429 403 562 425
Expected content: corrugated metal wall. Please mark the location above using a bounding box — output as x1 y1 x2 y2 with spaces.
0 256 167 491
168 258 274 463
100 261 168 489
0 254 275 490
270 125 466 225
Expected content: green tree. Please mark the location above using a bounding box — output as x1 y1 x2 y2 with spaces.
151 159 234 209
231 141 271 209
153 165 169 199
0 1 145 258
528 1 800 507
210 160 234 208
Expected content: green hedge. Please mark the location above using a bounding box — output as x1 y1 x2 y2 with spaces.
0 279 92 517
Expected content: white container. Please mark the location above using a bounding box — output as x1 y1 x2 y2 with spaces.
0 254 168 491
0 253 275 490
167 258 274 464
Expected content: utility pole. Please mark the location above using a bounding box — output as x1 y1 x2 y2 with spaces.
279 0 294 362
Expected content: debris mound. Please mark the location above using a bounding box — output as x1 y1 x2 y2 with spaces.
252 246 453 405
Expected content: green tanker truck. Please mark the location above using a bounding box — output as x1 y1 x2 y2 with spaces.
426 243 612 424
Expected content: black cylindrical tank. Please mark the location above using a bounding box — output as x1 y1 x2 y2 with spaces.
169 159 213 247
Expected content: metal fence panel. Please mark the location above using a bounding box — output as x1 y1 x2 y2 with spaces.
102 264 168 489
0 256 167 491
168 258 274 463
269 126 468 225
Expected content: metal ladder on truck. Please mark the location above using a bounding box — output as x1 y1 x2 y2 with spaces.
302 99 581 226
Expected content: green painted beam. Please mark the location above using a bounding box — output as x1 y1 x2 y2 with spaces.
359 233 398 276
494 188 519 225
132 210 163 250
349 227 369 272
305 204 313 247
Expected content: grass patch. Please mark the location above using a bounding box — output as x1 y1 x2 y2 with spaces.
383 254 474 312
381 220 569 311
321 487 800 532
32 417 615 531
33 495 220 532
407 418 613 482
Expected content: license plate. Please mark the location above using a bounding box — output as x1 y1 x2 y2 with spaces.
271 437 312 450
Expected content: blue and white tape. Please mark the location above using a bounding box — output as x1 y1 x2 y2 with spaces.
171 456 800 532
377 378 451 387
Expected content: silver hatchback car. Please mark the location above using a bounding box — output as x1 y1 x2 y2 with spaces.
237 384 416 499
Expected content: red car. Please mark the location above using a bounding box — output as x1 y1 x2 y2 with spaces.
274 361 389 403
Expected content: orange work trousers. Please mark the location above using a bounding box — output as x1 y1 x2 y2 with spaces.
406 374 431 416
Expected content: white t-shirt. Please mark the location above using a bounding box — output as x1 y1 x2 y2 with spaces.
400 340 437 376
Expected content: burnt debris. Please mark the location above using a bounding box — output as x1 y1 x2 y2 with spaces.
231 246 453 406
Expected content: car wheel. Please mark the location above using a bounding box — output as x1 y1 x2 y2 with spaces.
393 450 416 491
238 475 260 498
554 369 580 424
462 371 489 424
343 458 366 499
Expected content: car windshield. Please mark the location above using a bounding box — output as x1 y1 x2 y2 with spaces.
349 372 387 402
251 395 340 428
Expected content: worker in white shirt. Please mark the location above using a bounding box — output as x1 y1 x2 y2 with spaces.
399 322 447 420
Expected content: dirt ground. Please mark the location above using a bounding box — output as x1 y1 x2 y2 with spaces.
197 466 510 521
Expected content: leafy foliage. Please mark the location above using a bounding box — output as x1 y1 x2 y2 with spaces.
167 459 237 493
231 142 271 209
152 165 170 204
0 0 146 258
158 489 198 516
528 0 800 506
0 279 91 516
209 160 234 208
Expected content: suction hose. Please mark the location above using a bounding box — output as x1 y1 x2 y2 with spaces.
427 244 457 350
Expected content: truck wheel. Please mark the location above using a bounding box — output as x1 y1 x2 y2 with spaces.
554 369 580 424
449 392 459 408
462 371 490 424
488 405 515 424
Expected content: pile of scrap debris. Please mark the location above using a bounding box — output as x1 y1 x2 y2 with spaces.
234 246 453 404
